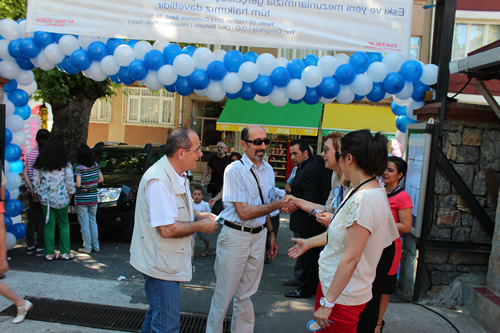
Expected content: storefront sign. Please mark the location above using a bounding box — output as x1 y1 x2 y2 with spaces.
217 123 317 136
26 0 413 56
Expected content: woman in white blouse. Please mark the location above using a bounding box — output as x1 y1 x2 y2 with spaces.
288 130 399 333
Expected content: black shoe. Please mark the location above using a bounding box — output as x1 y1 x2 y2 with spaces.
283 279 300 287
285 289 312 298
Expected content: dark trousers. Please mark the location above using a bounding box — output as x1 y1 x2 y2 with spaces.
26 195 44 248
210 182 223 215
297 244 321 294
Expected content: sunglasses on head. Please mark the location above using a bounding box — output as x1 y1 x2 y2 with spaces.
244 138 271 146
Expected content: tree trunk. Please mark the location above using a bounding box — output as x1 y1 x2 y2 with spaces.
51 95 96 162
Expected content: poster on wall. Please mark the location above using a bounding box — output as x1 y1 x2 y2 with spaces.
26 0 413 56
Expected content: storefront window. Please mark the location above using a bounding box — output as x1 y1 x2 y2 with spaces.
192 101 224 154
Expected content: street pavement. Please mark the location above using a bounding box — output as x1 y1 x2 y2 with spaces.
0 213 492 333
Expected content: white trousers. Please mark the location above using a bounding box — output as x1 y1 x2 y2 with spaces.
206 225 266 333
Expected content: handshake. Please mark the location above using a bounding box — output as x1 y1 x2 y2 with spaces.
280 195 301 213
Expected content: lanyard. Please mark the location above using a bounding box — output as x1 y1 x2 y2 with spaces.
330 186 345 213
387 184 400 196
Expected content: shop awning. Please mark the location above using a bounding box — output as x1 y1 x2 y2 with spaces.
217 100 322 136
321 104 397 139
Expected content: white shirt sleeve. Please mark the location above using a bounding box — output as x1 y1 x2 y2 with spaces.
145 179 177 227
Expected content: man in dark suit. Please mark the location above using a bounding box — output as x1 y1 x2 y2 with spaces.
285 139 331 298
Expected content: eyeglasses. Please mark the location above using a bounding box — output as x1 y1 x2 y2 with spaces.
335 151 347 162
183 146 202 153
322 146 330 154
244 138 270 146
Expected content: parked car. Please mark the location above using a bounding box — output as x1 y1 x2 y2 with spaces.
69 142 167 240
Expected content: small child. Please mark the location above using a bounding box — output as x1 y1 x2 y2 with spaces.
192 185 211 257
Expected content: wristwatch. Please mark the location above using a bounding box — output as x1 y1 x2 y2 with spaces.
320 297 335 308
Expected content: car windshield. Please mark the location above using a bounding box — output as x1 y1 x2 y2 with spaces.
95 149 148 174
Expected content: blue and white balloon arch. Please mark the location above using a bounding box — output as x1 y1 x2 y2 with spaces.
0 17 438 238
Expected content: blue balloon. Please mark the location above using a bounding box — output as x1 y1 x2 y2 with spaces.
244 51 258 63
9 160 24 174
164 84 176 93
60 56 79 75
349 52 370 74
239 82 256 100
335 64 356 85
87 41 108 61
52 33 64 43
11 223 26 240
412 81 429 102
163 44 182 65
303 87 320 105
106 38 125 54
5 79 17 93
289 99 302 104
224 50 244 72
354 94 365 101
391 101 407 116
126 39 138 48
109 74 121 84
5 189 10 202
175 76 194 96
14 104 32 120
206 61 227 81
270 67 291 87
226 92 240 99
15 57 35 70
118 66 135 85
182 45 196 56
366 82 386 102
4 216 13 233
5 199 23 218
8 89 29 107
8 39 22 58
128 59 148 81
252 75 273 96
33 31 54 48
302 54 319 66
287 59 305 79
5 143 22 162
318 77 340 99
400 60 423 82
396 115 416 133
383 72 405 94
367 52 383 63
20 38 41 58
5 128 12 145
144 49 165 70
189 69 210 90
70 49 91 71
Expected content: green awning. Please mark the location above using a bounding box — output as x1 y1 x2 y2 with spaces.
217 100 322 136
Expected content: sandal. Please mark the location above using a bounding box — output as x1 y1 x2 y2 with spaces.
12 300 33 324
200 249 211 257
375 320 385 333
61 253 75 260
44 253 60 261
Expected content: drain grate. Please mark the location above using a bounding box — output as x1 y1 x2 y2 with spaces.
0 296 230 332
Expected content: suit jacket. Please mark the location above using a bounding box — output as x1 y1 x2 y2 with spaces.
290 155 332 237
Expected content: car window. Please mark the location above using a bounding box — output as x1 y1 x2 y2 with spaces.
96 150 148 174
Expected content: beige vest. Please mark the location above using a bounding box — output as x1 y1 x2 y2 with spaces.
129 156 194 281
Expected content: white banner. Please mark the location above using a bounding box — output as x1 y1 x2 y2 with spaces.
26 0 413 56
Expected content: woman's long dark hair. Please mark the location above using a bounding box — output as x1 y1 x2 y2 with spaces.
76 144 96 168
33 136 70 171
341 129 388 177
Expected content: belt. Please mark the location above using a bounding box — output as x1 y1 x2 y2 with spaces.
223 220 266 234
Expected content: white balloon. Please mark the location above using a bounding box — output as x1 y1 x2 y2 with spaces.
222 73 243 94
0 39 14 60
206 81 225 101
393 96 412 106
318 55 339 77
382 53 404 72
172 54 195 76
301 66 322 88
16 20 27 39
11 215 21 224
3 161 9 174
8 189 19 200
34 51 56 71
0 19 19 40
367 62 388 83
238 61 259 83
6 232 16 250
81 69 91 78
6 115 24 132
212 49 226 62
276 57 289 68
334 53 349 64
3 99 15 116
88 61 108 82
256 53 277 76
157 65 177 85
11 130 27 147
97 36 109 44
395 130 406 145
320 97 335 104
420 64 439 85
15 70 35 86
336 85 355 104
194 88 207 96
113 44 135 66
134 41 153 60
153 41 169 52
254 94 270 104
58 35 80 56
144 71 163 91
395 81 413 100
78 35 98 50
352 74 373 96
193 47 214 70
406 100 423 121
44 43 65 64
5 172 22 191
18 81 38 96
0 59 20 79
286 79 307 100
100 55 120 75
269 87 288 107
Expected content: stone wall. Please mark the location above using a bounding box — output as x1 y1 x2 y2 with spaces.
398 102 500 307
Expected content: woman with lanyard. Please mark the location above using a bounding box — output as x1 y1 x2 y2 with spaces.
288 130 399 333
284 132 351 225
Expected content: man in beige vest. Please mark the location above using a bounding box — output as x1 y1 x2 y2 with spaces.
130 127 218 333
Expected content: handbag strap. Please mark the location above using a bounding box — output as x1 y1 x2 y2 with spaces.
241 160 265 204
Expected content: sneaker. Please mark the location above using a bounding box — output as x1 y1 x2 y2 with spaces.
92 248 100 253
25 246 36 255
78 248 92 254
35 248 45 257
